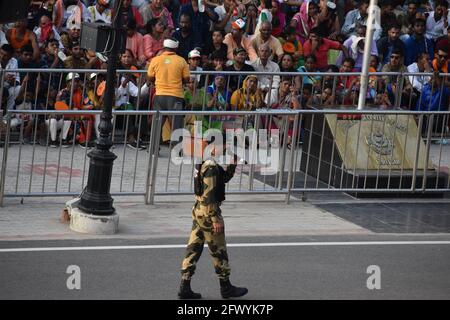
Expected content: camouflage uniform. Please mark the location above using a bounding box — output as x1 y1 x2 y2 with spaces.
181 158 236 281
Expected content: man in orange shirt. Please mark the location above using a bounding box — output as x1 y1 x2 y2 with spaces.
147 38 190 132
223 19 258 62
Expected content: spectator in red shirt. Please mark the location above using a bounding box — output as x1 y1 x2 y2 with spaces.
303 25 348 71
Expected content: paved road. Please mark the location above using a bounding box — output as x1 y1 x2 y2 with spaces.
1 235 449 300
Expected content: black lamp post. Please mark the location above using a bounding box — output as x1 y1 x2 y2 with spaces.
76 0 122 215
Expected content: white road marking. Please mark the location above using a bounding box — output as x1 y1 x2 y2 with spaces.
1 241 450 253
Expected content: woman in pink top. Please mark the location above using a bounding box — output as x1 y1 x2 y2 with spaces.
290 0 319 45
143 18 165 63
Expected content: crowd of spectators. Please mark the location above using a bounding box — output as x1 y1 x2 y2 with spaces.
0 0 449 149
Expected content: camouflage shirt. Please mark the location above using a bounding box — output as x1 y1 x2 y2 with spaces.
195 159 236 222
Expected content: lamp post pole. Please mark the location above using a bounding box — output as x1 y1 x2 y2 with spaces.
357 0 378 110
76 0 122 216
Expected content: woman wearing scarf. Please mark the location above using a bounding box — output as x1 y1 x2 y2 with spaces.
290 0 319 45
229 75 265 136
119 0 144 30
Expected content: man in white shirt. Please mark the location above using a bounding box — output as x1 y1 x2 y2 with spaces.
87 0 112 23
250 43 280 95
0 44 21 112
407 52 433 93
425 0 449 40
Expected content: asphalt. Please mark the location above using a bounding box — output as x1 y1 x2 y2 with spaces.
1 235 449 300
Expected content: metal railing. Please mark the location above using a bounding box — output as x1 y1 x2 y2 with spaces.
0 69 449 206
1 108 449 206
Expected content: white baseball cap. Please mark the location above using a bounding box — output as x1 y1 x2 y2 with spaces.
66 72 80 82
188 49 201 59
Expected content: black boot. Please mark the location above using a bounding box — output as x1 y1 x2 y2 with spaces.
178 279 202 299
220 279 248 299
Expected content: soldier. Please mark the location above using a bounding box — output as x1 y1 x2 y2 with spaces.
178 145 248 299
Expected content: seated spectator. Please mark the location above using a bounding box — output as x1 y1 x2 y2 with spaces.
279 26 304 68
183 76 207 135
49 72 81 147
415 71 450 136
425 0 448 41
184 76 207 112
53 0 89 32
270 0 286 38
125 18 146 67
407 52 433 94
290 0 319 44
17 45 40 97
230 75 265 111
379 1 398 38
336 57 359 106
60 19 81 48
0 25 8 46
341 0 382 41
398 0 419 39
33 15 64 50
6 19 40 62
143 18 165 63
223 18 258 62
298 54 321 91
433 47 449 73
173 13 202 61
84 72 104 142
303 25 348 71
188 49 203 84
119 0 144 30
336 25 378 71
64 41 88 69
140 0 174 30
436 25 450 53
250 43 281 95
0 44 21 111
381 49 413 107
251 21 284 62
265 76 301 112
87 0 112 23
377 23 406 65
415 71 449 112
202 28 228 65
206 74 231 112
39 39 65 93
224 47 255 92
119 49 141 86
278 53 296 73
403 16 435 66
244 2 258 36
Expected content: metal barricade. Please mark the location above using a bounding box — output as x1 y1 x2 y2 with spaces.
0 69 449 206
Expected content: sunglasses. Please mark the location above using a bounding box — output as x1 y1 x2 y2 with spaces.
438 54 448 59
390 55 400 60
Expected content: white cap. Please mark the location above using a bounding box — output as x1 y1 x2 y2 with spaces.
188 49 201 59
163 38 179 49
66 72 80 82
89 73 98 80
327 1 336 10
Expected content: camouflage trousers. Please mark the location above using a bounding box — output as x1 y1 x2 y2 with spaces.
181 201 231 281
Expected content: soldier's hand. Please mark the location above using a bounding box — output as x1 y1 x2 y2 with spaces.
212 221 224 234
